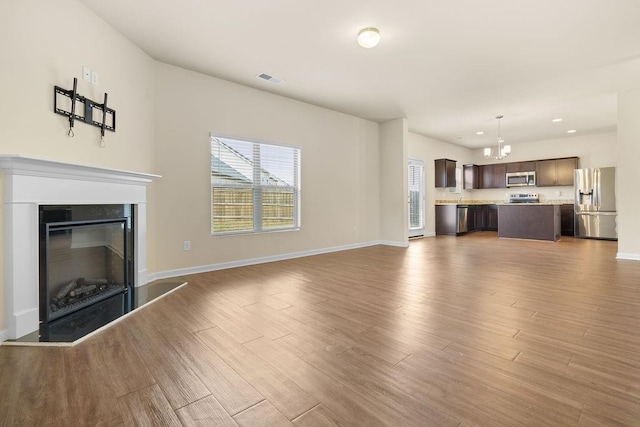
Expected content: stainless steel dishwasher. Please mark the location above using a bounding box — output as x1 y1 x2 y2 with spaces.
456 205 468 234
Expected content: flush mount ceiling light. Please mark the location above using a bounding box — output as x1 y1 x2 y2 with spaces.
567 129 577 134
484 115 511 160
552 118 563 123
357 27 380 48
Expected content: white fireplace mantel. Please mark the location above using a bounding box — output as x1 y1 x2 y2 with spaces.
0 155 160 340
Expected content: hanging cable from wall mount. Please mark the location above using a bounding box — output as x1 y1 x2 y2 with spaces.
68 78 78 137
100 92 108 148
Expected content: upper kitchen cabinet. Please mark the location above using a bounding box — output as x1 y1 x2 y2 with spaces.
463 164 479 190
536 157 579 186
555 157 579 185
479 163 506 189
506 161 536 173
435 159 456 188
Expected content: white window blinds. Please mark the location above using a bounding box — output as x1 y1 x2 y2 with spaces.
211 135 300 234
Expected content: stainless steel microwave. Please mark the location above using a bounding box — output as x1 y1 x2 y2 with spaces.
506 171 536 187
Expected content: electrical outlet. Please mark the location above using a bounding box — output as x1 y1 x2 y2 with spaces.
91 70 99 85
183 240 191 251
83 66 91 82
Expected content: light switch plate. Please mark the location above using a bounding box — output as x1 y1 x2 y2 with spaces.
83 66 91 82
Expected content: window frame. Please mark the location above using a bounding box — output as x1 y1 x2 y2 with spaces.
210 133 301 236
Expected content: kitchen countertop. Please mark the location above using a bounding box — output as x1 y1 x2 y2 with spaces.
435 199 502 205
435 199 574 206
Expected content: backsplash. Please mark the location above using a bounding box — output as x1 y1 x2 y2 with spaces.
435 185 575 204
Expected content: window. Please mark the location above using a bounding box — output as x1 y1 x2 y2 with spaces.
211 135 300 234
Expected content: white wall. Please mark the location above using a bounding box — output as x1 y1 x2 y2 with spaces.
379 119 408 245
617 89 640 259
0 1 155 171
153 62 381 273
0 0 156 333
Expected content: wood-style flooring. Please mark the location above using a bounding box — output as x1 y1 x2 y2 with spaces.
2 233 640 426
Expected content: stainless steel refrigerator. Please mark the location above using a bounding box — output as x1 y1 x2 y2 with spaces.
574 167 617 240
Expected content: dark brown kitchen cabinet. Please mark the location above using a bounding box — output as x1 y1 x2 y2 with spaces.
560 204 574 236
479 164 506 189
435 159 456 188
467 205 484 231
556 158 578 186
463 164 479 190
493 164 507 188
506 161 535 173
535 157 579 186
438 204 497 235
536 159 556 186
435 204 458 235
484 204 499 231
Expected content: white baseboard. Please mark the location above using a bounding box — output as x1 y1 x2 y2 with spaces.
0 329 7 345
377 240 410 248
147 240 404 282
616 252 640 261
137 268 149 288
409 232 436 239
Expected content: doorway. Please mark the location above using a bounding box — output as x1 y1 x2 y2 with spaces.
408 159 425 237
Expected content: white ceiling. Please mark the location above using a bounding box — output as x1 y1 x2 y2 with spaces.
79 0 640 148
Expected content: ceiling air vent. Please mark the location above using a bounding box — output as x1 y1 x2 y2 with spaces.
256 73 285 85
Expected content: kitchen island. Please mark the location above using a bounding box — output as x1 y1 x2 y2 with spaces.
498 204 561 241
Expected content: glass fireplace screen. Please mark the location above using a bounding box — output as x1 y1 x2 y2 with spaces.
42 218 128 323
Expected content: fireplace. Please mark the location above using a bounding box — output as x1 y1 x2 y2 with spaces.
0 156 159 341
39 206 134 332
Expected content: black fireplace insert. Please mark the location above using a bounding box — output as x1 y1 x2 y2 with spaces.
39 205 135 337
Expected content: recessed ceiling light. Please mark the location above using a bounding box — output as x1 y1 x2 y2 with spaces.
552 118 563 123
476 131 484 135
357 27 381 48
455 136 464 140
567 129 577 134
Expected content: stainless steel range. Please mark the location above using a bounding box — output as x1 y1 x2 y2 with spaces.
509 193 539 204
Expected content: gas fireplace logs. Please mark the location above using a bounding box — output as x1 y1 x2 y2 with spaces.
50 277 112 313
69 284 97 297
55 280 77 300
77 278 109 287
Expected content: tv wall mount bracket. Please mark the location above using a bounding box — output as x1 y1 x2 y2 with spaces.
54 77 116 147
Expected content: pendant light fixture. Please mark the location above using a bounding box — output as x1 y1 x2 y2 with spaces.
484 115 511 160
